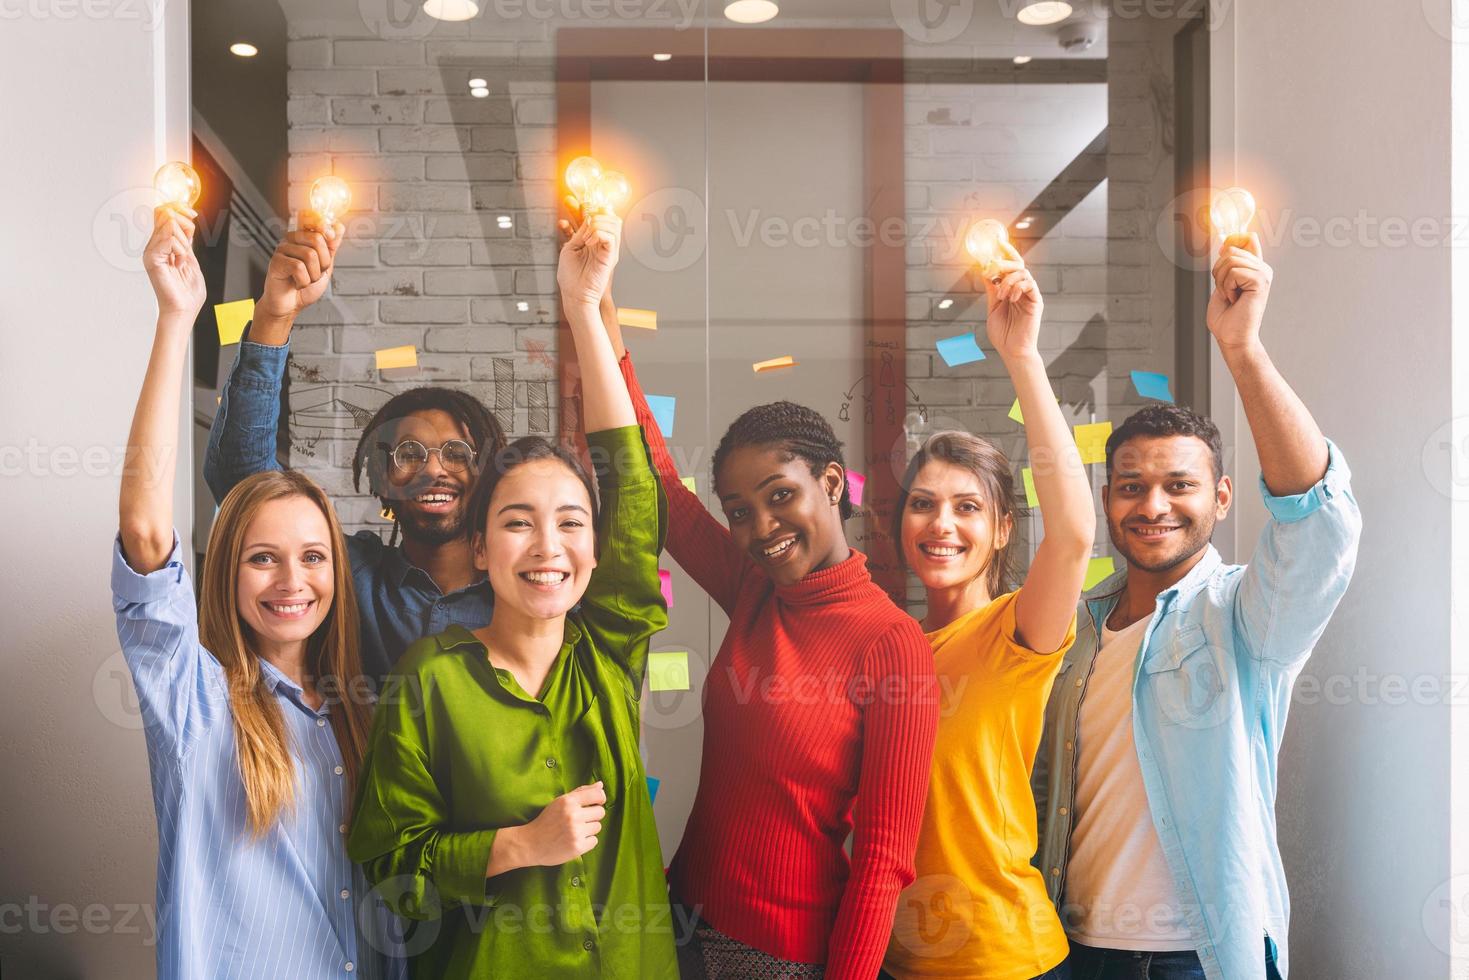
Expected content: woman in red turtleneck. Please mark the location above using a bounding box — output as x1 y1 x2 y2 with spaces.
592 297 938 979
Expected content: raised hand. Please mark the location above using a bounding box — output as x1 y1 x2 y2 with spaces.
256 209 344 329
517 782 607 866
557 209 621 311
143 206 206 319
1206 232 1272 353
982 240 1043 362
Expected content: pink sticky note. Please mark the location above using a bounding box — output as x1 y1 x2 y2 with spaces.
848 470 866 507
659 569 673 609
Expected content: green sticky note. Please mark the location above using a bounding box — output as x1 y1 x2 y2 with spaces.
648 651 690 692
214 298 255 346
1084 556 1117 590
1021 467 1038 508
1009 398 1024 424
680 476 697 494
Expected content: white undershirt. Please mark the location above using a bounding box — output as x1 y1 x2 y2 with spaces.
1064 615 1195 952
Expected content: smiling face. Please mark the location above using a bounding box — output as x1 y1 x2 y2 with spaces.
381 408 477 546
234 495 336 651
900 458 1011 594
472 457 597 621
1104 434 1232 575
716 444 847 587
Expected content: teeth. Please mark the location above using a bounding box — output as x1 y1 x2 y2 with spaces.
763 538 796 558
266 602 310 614
416 493 454 503
923 544 962 556
523 571 567 585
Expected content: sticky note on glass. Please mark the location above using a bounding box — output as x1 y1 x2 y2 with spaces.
646 395 676 438
214 298 254 346
753 355 797 373
1021 467 1039 508
936 332 986 367
375 345 418 370
1084 556 1117 590
648 651 690 692
1009 398 1024 424
646 775 661 803
1130 370 1175 402
618 308 657 330
659 569 673 609
1074 421 1113 465
680 476 697 494
847 470 866 507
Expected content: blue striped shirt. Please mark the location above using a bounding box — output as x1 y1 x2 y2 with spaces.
111 532 407 980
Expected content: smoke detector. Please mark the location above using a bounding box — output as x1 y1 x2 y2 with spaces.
1059 22 1098 52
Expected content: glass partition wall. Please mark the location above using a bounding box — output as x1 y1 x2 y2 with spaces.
191 0 1210 858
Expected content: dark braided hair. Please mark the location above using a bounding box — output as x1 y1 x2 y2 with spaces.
353 387 507 519
711 401 853 521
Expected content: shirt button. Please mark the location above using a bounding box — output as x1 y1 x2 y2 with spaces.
1050 868 1060 876
340 888 351 899
334 765 344 775
1065 741 1074 751
545 757 557 768
582 939 594 951
317 718 327 728
344 964 354 973
1058 807 1068 816
571 875 582 887
339 824 349 834
1075 677 1083 687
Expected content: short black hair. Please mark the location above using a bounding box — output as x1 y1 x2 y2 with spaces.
353 387 507 502
711 400 853 520
1105 404 1224 482
464 436 599 544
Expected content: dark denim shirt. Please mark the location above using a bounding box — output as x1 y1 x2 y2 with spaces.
203 328 494 683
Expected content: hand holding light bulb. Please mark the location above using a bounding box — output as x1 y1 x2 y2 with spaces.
255 205 345 344
309 175 352 226
153 162 201 217
143 206 206 320
557 209 622 312
564 156 632 216
1209 186 1256 245
1206 228 1272 354
964 218 1013 283
978 234 1043 363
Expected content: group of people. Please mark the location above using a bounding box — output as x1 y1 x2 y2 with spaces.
114 190 1359 980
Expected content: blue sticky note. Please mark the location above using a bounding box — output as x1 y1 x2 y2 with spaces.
646 395 676 438
935 333 986 368
646 776 661 803
1130 370 1175 402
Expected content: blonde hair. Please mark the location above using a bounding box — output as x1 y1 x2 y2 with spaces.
197 470 372 838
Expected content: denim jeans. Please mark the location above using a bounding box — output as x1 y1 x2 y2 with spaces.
1066 937 1283 980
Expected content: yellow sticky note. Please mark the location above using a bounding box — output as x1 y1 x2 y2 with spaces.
680 476 697 494
753 355 797 373
648 651 690 692
1021 467 1039 508
375 345 418 370
214 298 255 346
1009 398 1024 424
618 308 657 330
1084 556 1117 590
1074 421 1113 465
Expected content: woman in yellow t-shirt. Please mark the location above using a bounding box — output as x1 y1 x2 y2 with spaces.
882 244 1096 980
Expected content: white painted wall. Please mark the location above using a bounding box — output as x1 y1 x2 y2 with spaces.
1217 2 1457 976
0 2 190 976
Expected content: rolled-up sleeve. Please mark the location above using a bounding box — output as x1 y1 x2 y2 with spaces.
204 333 289 504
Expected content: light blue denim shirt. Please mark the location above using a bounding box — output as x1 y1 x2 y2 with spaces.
1033 440 1361 980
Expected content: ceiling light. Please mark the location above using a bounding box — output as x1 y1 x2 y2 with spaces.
516 301 530 312
1015 219 1033 230
468 77 486 87
230 42 258 57
423 0 479 21
937 298 954 310
470 87 489 98
653 52 672 61
1013 55 1032 65
497 215 514 227
724 0 778 24
1016 0 1072 26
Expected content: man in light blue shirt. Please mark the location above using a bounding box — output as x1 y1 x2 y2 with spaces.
1034 236 1361 980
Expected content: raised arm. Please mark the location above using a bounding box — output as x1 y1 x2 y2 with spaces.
986 244 1094 653
202 213 342 502
120 207 207 573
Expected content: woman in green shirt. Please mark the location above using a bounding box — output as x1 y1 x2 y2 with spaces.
348 212 679 979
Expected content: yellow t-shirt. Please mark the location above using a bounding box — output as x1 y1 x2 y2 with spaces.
884 590 1075 980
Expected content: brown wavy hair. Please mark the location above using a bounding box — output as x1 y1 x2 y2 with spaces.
197 470 373 838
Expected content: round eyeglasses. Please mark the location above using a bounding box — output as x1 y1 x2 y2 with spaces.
390 439 477 475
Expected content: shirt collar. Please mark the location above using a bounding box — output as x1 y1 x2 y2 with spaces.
382 544 491 596
1086 543 1223 616
257 658 328 716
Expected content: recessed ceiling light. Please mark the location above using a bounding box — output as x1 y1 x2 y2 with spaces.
1016 0 1072 26
230 42 258 57
423 0 479 21
724 0 778 24
516 301 530 312
937 298 954 310
653 52 672 61
1015 219 1033 229
470 87 489 98
468 77 486 87
497 215 514 227
1013 55 1033 65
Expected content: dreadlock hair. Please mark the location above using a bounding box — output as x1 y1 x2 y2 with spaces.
352 387 506 543
1105 404 1223 482
711 401 853 521
464 436 600 552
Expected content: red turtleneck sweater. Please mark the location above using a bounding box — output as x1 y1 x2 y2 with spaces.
620 353 939 979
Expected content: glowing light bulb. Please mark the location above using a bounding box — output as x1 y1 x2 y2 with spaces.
153 162 201 210
587 170 631 215
964 218 1010 275
1209 187 1256 240
309 175 352 224
565 156 603 204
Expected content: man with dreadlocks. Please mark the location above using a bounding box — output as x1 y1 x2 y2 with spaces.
204 214 506 682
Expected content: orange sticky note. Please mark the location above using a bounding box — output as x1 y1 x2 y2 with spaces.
375 345 418 370
1021 467 1039 508
618 308 657 330
659 569 673 609
214 298 255 346
753 355 797 373
1074 421 1113 465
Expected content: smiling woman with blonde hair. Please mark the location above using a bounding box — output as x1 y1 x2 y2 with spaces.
114 205 402 980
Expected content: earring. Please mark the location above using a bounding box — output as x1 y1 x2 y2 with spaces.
830 495 839 503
